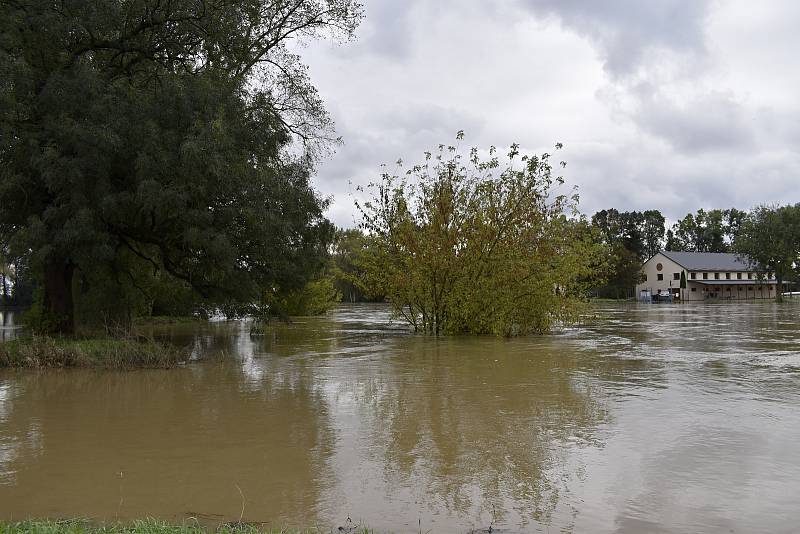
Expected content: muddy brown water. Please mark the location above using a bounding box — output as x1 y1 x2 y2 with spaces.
2 303 800 532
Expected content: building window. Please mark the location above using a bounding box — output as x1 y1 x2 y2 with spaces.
656 263 663 271
691 287 697 292
714 273 720 280
737 273 742 280
748 273 753 279
691 272 696 280
749 287 754 291
703 273 708 280
673 272 680 280
726 273 731 279
727 288 731 292
657 274 664 281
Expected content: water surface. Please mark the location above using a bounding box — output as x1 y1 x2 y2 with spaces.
2 303 800 532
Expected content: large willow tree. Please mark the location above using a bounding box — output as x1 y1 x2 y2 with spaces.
356 133 603 336
0 0 362 333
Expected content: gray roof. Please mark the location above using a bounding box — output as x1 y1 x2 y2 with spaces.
659 251 754 271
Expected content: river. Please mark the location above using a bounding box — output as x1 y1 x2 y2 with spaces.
2 303 800 532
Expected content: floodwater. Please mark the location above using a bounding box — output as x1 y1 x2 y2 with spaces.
2 303 800 533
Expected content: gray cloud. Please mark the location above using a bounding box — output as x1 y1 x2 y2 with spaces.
519 0 711 78
301 0 800 227
632 90 754 153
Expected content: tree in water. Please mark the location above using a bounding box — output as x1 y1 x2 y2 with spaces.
735 204 800 303
355 134 603 336
0 0 363 333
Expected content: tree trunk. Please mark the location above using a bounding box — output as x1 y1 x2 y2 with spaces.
44 260 75 335
776 274 784 303
0 271 6 306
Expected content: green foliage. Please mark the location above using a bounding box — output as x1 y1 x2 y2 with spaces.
355 134 603 336
330 228 385 302
0 336 186 368
589 209 663 298
275 275 342 316
0 0 363 333
667 208 745 252
590 244 642 299
735 204 800 302
22 286 63 334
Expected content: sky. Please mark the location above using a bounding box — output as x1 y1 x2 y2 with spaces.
300 0 800 227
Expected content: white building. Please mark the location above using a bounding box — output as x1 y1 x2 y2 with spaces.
636 251 778 301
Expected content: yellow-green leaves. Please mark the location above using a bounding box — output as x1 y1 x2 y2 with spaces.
355 136 601 336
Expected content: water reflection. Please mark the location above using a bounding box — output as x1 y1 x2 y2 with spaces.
2 303 800 532
0 311 20 342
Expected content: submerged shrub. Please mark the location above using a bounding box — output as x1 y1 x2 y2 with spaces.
355 133 603 336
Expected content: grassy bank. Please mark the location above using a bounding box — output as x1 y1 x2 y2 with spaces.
0 336 187 369
0 520 372 534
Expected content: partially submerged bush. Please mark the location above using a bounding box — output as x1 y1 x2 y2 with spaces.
355 133 603 336
0 336 187 369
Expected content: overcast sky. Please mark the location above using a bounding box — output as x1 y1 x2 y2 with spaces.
301 0 800 227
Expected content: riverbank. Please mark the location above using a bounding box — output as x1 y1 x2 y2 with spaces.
0 336 187 369
0 520 372 534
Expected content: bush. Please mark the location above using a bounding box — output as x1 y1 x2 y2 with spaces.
355 134 603 336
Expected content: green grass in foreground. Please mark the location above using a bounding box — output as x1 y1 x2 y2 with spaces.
0 520 373 534
0 336 187 369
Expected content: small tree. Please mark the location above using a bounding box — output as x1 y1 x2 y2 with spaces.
355 133 603 336
735 204 800 302
680 270 686 301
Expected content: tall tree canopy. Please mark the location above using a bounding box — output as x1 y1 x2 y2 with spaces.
590 209 664 261
667 208 744 252
0 0 362 333
735 204 800 302
589 208 663 298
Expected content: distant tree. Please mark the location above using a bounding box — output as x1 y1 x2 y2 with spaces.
330 228 384 303
591 209 659 260
671 212 701 251
665 229 679 252
592 244 642 299
619 211 646 259
356 135 603 336
274 275 342 316
642 210 666 259
0 0 363 333
735 204 800 302
589 208 664 298
669 208 746 253
724 208 748 244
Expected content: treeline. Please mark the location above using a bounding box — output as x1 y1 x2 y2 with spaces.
591 206 800 299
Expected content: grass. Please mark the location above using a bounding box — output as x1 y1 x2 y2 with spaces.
0 336 187 369
0 520 374 534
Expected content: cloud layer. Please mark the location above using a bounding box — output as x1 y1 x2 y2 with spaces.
300 0 800 226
